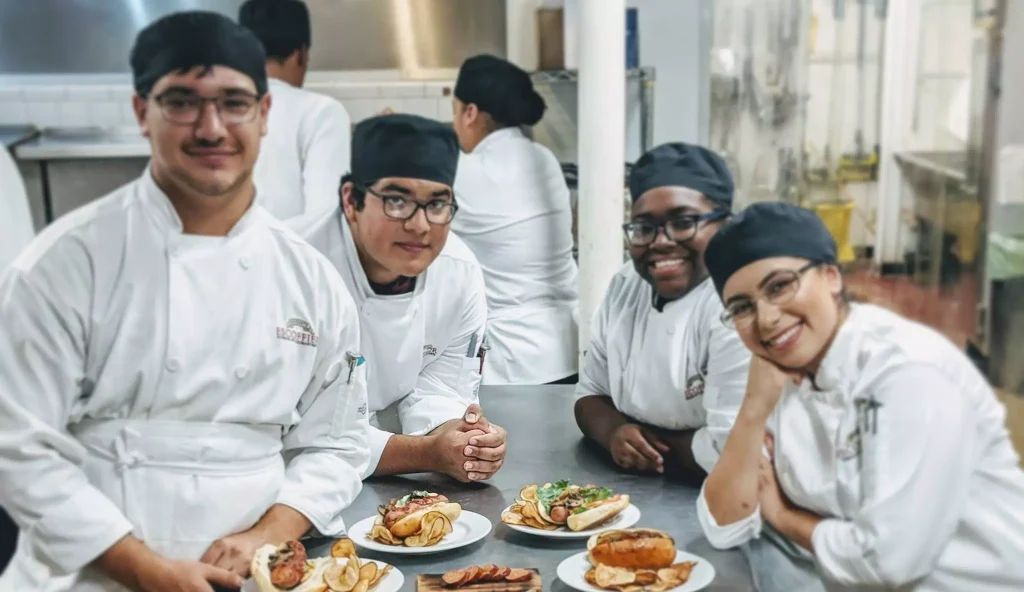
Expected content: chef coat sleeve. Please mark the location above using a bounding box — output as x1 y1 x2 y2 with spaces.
696 479 764 549
574 276 615 399
811 363 976 588
0 260 134 574
299 99 352 219
396 264 488 438
276 287 370 536
691 316 751 473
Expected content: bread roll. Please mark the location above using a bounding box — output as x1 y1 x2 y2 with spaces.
587 528 676 569
389 501 462 537
250 544 331 592
567 494 630 531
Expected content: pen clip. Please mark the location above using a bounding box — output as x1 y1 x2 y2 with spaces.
345 351 363 384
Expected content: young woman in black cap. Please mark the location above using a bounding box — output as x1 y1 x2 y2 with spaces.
698 202 1024 590
448 54 580 386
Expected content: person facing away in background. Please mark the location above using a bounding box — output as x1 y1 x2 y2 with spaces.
0 11 369 592
699 201 1024 591
239 0 352 222
297 113 509 485
450 54 580 386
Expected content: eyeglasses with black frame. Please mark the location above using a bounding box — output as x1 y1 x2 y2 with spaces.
622 210 729 247
359 184 459 225
152 90 261 126
720 261 823 328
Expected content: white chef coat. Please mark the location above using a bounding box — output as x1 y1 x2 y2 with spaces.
0 171 370 591
451 127 578 385
697 303 1024 591
0 144 34 270
253 78 352 222
298 210 487 477
575 263 750 472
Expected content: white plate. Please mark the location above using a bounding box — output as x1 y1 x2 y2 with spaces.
557 550 716 592
501 503 642 539
348 510 492 554
242 558 404 592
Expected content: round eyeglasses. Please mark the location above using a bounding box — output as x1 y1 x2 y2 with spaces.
622 211 728 247
720 262 821 328
360 185 458 225
153 91 261 126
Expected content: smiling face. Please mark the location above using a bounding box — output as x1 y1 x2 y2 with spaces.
722 256 845 371
133 65 269 200
342 177 454 283
628 186 723 300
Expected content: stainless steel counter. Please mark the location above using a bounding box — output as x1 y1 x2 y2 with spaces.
0 125 38 149
13 127 148 160
304 385 753 591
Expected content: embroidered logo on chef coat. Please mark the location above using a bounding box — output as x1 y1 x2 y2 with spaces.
684 374 705 400
357 403 367 416
423 344 438 358
837 428 861 462
276 318 318 347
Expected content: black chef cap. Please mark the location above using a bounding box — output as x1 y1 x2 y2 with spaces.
629 142 734 209
704 201 838 296
130 11 268 98
351 114 460 188
455 54 546 127
239 0 311 61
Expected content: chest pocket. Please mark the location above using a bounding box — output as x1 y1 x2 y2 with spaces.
833 405 865 519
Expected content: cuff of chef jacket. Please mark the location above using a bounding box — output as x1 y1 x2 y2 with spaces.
362 425 396 480
696 482 762 550
690 427 717 474
33 485 134 575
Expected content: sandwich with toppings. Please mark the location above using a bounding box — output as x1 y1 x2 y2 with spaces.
502 480 630 532
370 490 461 546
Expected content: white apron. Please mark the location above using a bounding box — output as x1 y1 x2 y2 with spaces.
4 420 284 592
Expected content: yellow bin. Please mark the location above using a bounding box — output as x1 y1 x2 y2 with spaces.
811 202 856 263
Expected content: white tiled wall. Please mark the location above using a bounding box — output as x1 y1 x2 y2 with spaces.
0 75 456 129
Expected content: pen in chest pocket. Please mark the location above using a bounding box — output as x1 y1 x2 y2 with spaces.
466 332 478 358
345 351 364 384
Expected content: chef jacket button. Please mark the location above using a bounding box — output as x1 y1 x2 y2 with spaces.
239 256 252 270
166 359 181 373
235 366 248 379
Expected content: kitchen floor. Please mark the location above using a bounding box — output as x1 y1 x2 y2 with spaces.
845 269 1024 462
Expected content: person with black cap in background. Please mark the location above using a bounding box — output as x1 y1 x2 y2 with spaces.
698 202 1024 591
297 113 508 483
573 142 750 482
0 12 370 591
448 54 579 386
239 0 352 222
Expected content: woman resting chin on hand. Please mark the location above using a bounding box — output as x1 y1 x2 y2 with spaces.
696 202 1024 591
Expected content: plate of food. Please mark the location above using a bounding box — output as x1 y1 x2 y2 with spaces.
500 480 638 538
348 490 492 554
417 565 540 590
556 528 715 592
247 538 403 592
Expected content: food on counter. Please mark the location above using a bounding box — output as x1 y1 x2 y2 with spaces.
584 529 696 591
440 565 534 588
369 490 461 547
251 538 393 592
501 480 629 531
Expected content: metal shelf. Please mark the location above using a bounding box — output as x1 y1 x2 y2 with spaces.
529 67 656 84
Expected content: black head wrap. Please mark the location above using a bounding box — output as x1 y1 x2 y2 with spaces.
130 11 268 97
629 142 734 210
239 0 311 61
704 201 838 296
351 114 460 187
454 54 546 127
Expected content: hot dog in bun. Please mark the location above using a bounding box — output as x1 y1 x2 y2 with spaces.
501 480 630 532
378 491 461 537
587 528 677 569
250 541 329 592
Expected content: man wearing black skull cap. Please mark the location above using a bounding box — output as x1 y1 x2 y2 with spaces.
298 113 508 483
574 142 750 481
0 11 370 591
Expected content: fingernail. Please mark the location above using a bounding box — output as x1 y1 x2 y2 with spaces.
464 461 473 470
469 472 479 480
464 446 475 455
470 438 479 445
466 413 478 422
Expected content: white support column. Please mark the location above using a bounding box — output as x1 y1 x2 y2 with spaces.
875 0 922 267
577 0 626 369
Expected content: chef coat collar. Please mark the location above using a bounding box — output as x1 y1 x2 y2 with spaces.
139 167 260 238
469 127 524 155
336 210 427 301
803 303 864 401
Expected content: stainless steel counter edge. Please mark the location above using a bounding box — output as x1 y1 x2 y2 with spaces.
14 138 150 160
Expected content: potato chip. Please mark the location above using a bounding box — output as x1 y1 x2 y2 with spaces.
331 537 356 558
595 564 635 588
672 561 697 582
323 560 360 592
519 484 539 501
370 564 392 588
425 514 447 545
358 561 377 583
585 568 598 587
501 510 525 525
369 524 402 546
352 580 369 592
634 570 658 586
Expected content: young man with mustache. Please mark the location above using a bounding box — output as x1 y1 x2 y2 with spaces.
298 114 507 484
574 142 750 482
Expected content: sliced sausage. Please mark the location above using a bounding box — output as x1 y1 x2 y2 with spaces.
505 568 533 583
493 567 511 581
441 569 465 587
